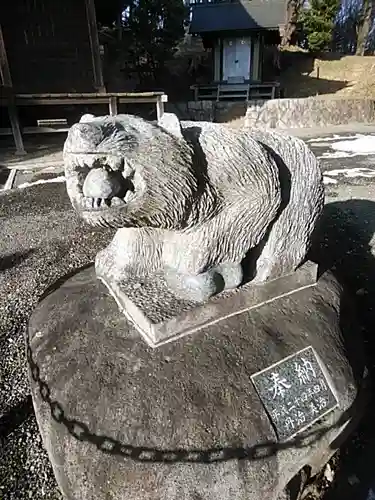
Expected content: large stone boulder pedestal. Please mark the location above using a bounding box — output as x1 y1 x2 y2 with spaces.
28 264 368 500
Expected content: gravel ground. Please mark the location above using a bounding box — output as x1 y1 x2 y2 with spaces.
1 180 375 500
0 183 113 499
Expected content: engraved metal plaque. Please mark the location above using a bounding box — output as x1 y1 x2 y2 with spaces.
251 346 339 441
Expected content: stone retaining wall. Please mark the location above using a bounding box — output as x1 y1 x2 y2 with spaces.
168 98 375 129
167 101 215 122
245 98 375 129
167 101 247 123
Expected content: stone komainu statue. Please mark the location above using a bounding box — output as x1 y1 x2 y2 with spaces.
63 113 324 302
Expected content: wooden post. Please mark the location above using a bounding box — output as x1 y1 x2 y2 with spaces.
0 25 12 85
214 39 221 81
251 35 261 81
0 24 26 155
109 96 118 116
8 97 26 155
85 0 105 92
156 96 164 123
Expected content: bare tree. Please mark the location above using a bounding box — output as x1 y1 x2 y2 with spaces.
280 0 304 47
356 0 374 55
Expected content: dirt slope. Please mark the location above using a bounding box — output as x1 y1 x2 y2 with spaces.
281 52 375 99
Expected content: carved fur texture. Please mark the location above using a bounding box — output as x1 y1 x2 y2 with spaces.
63 113 324 301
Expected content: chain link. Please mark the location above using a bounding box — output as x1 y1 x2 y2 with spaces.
26 336 341 463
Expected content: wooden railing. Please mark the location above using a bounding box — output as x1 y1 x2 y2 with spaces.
0 92 168 120
188 0 239 5
0 91 168 154
190 82 280 101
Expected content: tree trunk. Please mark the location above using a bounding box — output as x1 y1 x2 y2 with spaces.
356 0 373 55
280 0 304 47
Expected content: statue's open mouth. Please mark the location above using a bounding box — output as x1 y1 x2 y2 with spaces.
66 153 137 212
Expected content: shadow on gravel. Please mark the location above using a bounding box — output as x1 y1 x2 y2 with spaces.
0 167 10 186
0 250 35 272
0 396 33 444
309 200 375 500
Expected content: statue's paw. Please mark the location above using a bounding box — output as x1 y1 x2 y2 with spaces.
213 262 243 290
95 250 135 283
252 257 276 284
164 268 225 303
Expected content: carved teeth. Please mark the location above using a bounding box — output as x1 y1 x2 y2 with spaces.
111 196 125 207
74 155 96 169
83 197 94 209
122 158 134 178
81 196 127 210
86 156 97 168
124 191 133 203
75 156 84 168
106 156 123 172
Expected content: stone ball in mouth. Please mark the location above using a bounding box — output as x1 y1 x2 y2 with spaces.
82 168 123 200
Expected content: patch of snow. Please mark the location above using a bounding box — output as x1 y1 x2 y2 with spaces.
323 463 334 483
327 167 375 178
331 135 375 154
3 169 17 190
323 176 338 185
17 176 66 189
318 151 356 160
307 134 364 143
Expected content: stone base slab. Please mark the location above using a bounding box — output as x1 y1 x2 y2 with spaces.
99 261 318 348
